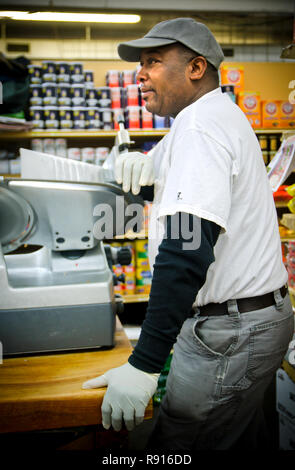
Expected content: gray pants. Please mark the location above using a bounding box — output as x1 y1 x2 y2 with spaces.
148 290 294 451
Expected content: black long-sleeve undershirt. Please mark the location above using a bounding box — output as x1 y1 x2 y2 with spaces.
128 213 221 373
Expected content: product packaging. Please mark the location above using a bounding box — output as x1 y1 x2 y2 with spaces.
237 92 261 128
220 65 244 95
262 100 281 128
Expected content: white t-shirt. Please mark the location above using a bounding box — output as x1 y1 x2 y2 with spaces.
147 87 287 306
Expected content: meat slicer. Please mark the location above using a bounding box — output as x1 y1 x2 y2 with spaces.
0 123 143 356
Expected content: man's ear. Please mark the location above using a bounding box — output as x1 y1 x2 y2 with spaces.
188 56 207 80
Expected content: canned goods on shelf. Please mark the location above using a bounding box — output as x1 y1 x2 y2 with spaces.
72 106 87 129
42 82 58 105
59 107 73 130
29 106 45 129
44 106 59 130
68 147 81 161
57 83 71 106
28 65 42 84
29 84 43 106
71 84 86 106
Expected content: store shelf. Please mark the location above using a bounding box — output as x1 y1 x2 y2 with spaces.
0 128 291 141
0 129 169 140
122 294 149 303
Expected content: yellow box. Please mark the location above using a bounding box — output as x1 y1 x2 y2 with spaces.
261 100 280 128
237 92 261 128
279 101 295 129
220 65 244 95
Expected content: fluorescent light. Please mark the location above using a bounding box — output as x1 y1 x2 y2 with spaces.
0 11 141 23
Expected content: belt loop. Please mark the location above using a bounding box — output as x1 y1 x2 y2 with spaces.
227 299 240 318
274 288 284 310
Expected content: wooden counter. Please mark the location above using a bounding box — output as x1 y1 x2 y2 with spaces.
0 318 152 434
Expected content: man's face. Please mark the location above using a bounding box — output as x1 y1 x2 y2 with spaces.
137 45 192 117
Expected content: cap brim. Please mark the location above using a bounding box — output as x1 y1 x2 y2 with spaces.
118 37 177 62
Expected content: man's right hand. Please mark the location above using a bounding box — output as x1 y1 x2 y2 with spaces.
115 151 154 195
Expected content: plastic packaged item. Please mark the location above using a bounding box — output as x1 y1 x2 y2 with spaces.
29 84 43 106
28 64 42 84
72 106 87 129
29 106 45 129
288 197 295 214
57 83 71 106
71 84 85 106
125 106 141 129
286 184 295 197
44 106 59 129
153 353 173 405
55 139 67 158
42 82 58 105
42 60 57 82
67 148 81 161
59 106 73 129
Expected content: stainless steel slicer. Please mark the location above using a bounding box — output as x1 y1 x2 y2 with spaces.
0 124 142 356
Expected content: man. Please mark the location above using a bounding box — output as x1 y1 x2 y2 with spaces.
83 18 294 451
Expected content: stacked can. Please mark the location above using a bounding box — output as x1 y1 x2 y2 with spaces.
106 69 172 129
28 60 102 130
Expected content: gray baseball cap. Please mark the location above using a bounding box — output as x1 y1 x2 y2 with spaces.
118 18 224 69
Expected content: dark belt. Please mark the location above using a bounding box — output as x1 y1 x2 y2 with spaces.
198 285 288 317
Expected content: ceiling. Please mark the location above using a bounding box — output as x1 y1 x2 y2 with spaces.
0 1 294 47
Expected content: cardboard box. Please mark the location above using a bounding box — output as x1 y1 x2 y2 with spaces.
279 413 295 450
279 101 295 129
276 368 295 424
237 92 261 128
220 65 244 95
262 100 280 128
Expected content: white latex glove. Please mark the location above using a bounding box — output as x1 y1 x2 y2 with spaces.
82 362 159 431
115 151 154 195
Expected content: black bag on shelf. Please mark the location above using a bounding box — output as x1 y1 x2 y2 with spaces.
0 52 31 115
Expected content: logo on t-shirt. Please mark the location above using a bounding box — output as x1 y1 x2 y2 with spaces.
177 192 183 200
